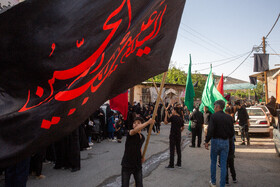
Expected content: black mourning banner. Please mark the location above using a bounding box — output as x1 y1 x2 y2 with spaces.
249 76 257 85
0 0 186 167
253 53 269 72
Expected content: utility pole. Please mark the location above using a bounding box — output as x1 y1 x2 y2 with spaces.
263 36 269 104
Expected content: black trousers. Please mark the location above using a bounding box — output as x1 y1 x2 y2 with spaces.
191 125 202 147
54 137 70 168
5 158 30 187
226 156 236 182
169 136 181 166
239 125 250 142
155 122 160 133
146 124 155 133
79 125 89 149
30 149 45 176
68 128 81 169
54 128 80 169
121 167 143 187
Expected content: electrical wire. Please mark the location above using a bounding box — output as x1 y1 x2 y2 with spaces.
178 33 228 57
194 51 251 71
192 51 251 65
180 26 234 57
225 50 254 78
267 44 280 58
180 23 237 55
266 13 280 38
180 13 279 78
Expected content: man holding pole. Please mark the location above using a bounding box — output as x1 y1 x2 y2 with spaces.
121 117 155 187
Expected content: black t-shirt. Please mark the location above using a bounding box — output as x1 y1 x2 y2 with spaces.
121 132 145 169
168 115 184 137
203 111 212 125
237 107 249 125
205 111 234 143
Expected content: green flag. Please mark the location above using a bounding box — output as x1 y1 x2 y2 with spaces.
199 66 227 113
184 55 195 131
184 54 195 112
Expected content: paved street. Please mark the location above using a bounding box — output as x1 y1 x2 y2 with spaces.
26 124 178 187
1 124 280 187
144 133 280 187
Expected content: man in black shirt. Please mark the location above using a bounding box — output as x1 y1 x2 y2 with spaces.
205 100 234 187
121 117 154 187
189 107 204 147
164 106 184 169
236 101 250 145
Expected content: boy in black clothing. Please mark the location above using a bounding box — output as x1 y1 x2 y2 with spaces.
236 101 250 145
121 117 154 187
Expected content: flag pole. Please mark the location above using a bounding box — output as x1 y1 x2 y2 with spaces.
151 78 170 119
151 78 168 111
142 72 167 158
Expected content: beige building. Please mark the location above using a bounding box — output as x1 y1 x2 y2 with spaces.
129 82 185 106
250 67 280 103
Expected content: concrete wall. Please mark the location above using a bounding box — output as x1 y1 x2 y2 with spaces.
132 84 185 105
267 69 278 99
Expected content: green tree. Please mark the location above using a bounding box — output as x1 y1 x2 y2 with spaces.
147 68 206 99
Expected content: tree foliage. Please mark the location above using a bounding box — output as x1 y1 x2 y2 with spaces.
147 67 207 99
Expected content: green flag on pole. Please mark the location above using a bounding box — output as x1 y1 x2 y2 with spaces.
199 66 227 114
184 54 195 131
184 54 195 111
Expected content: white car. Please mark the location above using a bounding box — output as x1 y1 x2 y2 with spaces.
255 105 275 125
273 110 280 156
234 107 270 135
273 122 280 156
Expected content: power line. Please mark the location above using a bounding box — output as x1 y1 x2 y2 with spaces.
194 51 251 71
181 23 237 55
267 43 280 58
266 13 280 38
192 51 251 65
180 25 234 57
178 33 228 57
225 50 254 78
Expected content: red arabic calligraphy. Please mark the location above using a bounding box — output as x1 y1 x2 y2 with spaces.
76 38 84 48
19 0 167 129
49 43 55 57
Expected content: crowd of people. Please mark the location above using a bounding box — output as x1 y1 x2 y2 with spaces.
1 98 270 187
0 101 188 186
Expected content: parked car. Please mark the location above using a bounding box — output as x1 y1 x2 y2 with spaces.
256 105 275 125
234 107 270 135
273 122 280 156
273 109 280 156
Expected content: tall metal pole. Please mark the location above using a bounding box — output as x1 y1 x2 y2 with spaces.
263 36 269 104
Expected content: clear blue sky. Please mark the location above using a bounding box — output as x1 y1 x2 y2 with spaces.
171 0 280 81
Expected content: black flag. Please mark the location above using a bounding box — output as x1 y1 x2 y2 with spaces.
249 76 257 85
193 81 198 87
254 53 269 72
0 0 186 167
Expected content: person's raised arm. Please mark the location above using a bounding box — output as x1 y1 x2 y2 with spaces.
129 118 155 136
